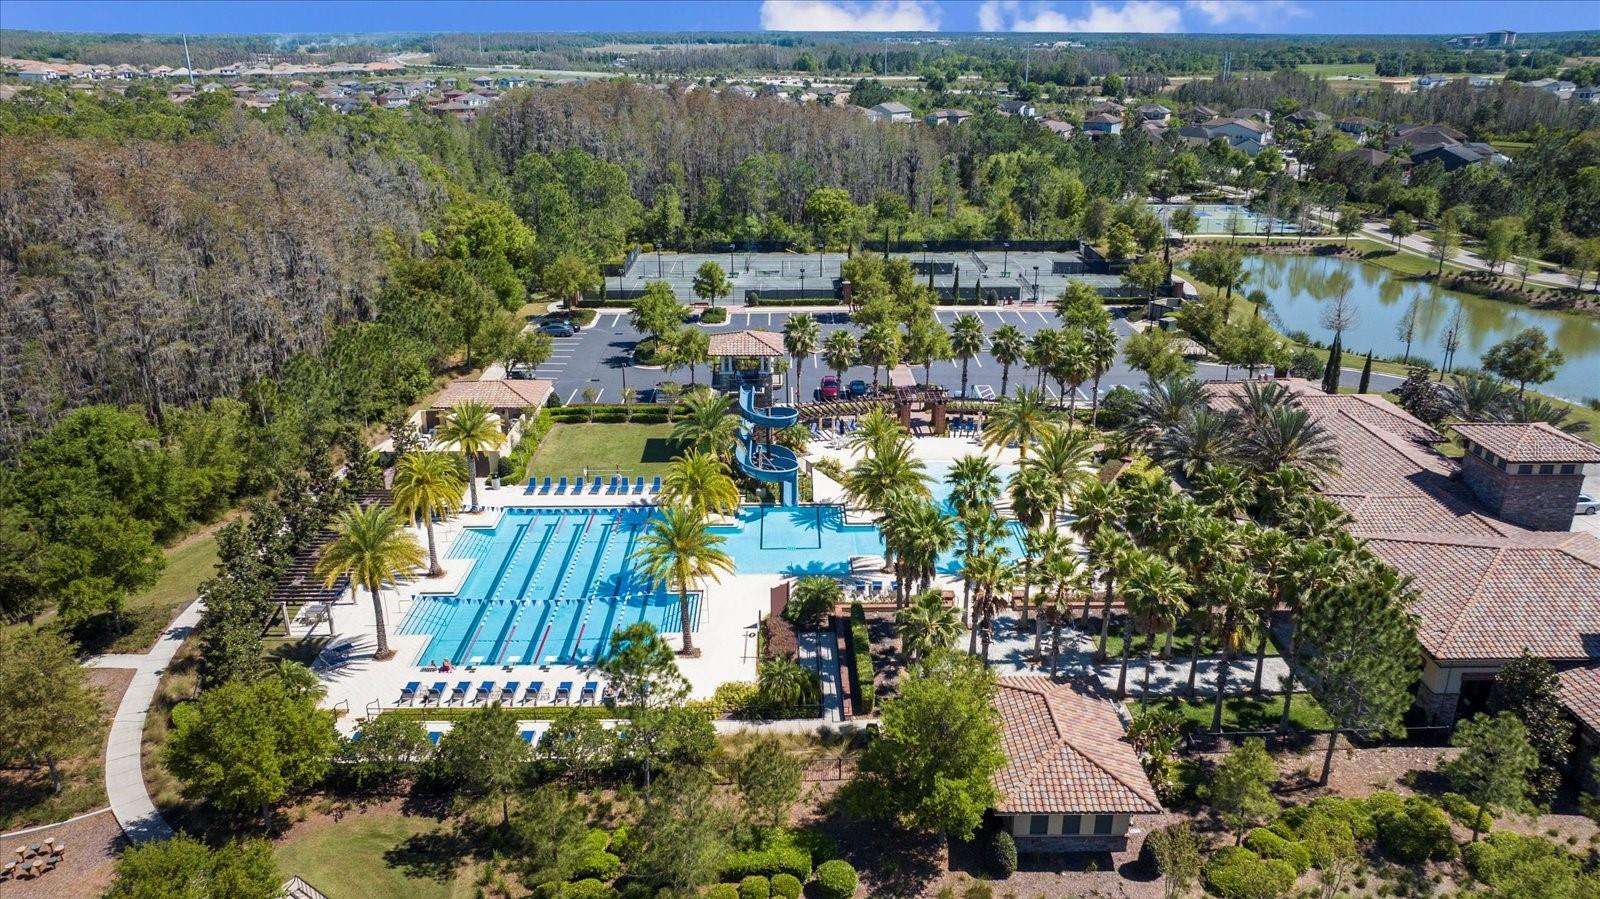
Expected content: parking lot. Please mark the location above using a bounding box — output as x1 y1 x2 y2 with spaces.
529 306 1402 406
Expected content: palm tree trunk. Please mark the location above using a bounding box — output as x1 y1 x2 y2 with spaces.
465 452 480 509
980 607 994 662
1096 577 1116 660
968 595 981 656
1185 620 1203 696
1050 616 1061 677
960 359 970 398
677 585 695 654
1141 632 1157 705
1000 364 1011 399
424 514 443 577
1278 629 1299 731
1115 619 1136 699
1211 640 1232 731
1251 632 1268 694
1090 374 1103 426
370 583 391 658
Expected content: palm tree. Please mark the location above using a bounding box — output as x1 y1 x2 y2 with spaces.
1008 466 1059 632
946 454 1002 517
1056 338 1096 425
1501 394 1592 435
963 548 1017 662
631 504 735 656
845 406 904 456
391 451 466 577
983 386 1053 460
898 500 957 598
1193 462 1254 520
1028 426 1094 527
670 389 740 459
315 503 426 660
858 322 901 390
896 590 962 665
1124 555 1191 702
1153 407 1240 479
783 314 821 405
1244 525 1292 694
435 400 505 511
989 324 1028 398
660 450 740 517
1447 371 1512 422
1084 323 1119 426
949 314 986 398
1205 560 1266 730
759 658 818 710
845 438 929 513
1089 528 1139 660
1125 375 1205 446
1028 328 1065 392
1038 545 1089 677
822 329 858 388
1240 406 1340 480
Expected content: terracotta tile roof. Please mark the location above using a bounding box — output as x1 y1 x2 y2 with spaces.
992 677 1162 816
707 329 786 357
1558 664 1600 736
1451 423 1600 464
429 378 553 410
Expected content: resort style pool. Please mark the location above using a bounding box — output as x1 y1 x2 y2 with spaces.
398 461 1024 667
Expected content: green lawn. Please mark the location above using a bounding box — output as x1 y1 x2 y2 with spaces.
1296 63 1377 78
525 422 681 479
1141 693 1335 732
111 535 219 652
1097 623 1278 661
275 812 483 899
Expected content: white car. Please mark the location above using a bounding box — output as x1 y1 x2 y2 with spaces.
1579 494 1600 516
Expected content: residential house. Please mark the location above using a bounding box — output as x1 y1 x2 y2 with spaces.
1415 74 1453 91
991 677 1162 853
1467 75 1497 89
1229 106 1271 123
414 378 555 475
1200 116 1272 156
1087 100 1125 117
869 101 914 123
998 99 1039 118
323 96 368 114
1181 104 1218 122
1576 86 1600 105
457 92 491 109
1388 123 1467 152
1524 78 1577 101
496 76 529 90
1135 103 1171 124
725 84 757 98
431 100 480 121
1337 115 1382 139
377 91 411 109
1410 142 1507 171
1205 381 1600 727
1285 109 1331 130
1083 112 1123 136
1042 120 1075 139
1136 121 1168 140
255 88 281 104
924 108 972 126
1175 124 1213 148
470 76 493 89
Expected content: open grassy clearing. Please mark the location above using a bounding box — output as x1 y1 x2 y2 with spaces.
1141 693 1335 732
109 535 220 653
1296 62 1378 78
525 422 680 480
274 807 485 899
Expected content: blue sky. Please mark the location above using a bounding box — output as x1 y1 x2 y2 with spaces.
1 0 1595 36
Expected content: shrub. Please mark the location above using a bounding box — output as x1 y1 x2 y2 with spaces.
557 879 618 899
985 829 1018 878
705 886 741 899
812 859 858 899
713 681 761 718
1438 791 1493 828
1244 828 1311 874
584 829 612 852
1463 830 1583 888
1202 846 1297 899
762 614 799 661
784 576 842 631
738 874 770 899
1372 795 1455 864
719 845 811 881
848 602 875 714
770 872 802 899
573 850 622 881
701 307 730 324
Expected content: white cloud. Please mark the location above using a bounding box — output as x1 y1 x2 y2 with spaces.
976 1 1185 33
1188 0 1306 29
758 0 942 31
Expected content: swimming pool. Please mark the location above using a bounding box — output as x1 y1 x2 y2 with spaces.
398 461 1023 667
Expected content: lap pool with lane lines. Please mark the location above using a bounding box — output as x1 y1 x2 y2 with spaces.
398 462 1023 667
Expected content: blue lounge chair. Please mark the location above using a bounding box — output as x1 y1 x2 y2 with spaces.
520 730 536 743
572 476 585 494
555 476 568 494
554 681 573 704
500 682 519 704
616 476 627 493
449 681 470 705
398 681 420 706
650 476 662 493
578 681 598 705
634 476 646 494
526 681 544 705
425 681 446 705
428 731 443 745
590 478 603 494
540 477 552 494
473 681 495 704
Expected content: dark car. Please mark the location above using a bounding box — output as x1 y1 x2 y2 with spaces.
818 375 841 400
539 319 578 337
847 379 870 398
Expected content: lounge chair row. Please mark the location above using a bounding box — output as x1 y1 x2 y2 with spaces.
399 678 613 708
531 475 662 497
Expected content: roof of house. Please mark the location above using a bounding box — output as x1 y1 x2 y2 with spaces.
1231 107 1271 119
1085 112 1122 124
928 108 972 118
1137 103 1171 114
1088 101 1125 114
428 378 554 410
707 329 786 357
1043 120 1075 134
1452 423 1600 464
1339 147 1394 166
999 99 1034 112
1340 115 1382 127
873 101 912 114
992 677 1162 816
1205 378 1600 664
1558 664 1600 736
1203 116 1269 135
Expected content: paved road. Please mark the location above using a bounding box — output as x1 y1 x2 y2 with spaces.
530 305 1401 404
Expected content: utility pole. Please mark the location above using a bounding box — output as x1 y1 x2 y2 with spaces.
182 34 195 85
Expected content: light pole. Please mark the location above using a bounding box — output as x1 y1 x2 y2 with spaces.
800 267 806 299
728 244 735 276
657 248 663 278
1002 242 1010 277
1033 265 1040 303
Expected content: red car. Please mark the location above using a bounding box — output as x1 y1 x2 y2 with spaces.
818 375 841 400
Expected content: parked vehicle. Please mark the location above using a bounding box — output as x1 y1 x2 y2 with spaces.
847 379 870 398
1579 494 1600 515
539 318 578 337
818 375 840 400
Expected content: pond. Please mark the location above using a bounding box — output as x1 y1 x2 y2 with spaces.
1243 254 1600 403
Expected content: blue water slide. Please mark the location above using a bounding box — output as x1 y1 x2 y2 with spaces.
733 385 801 506
737 385 798 430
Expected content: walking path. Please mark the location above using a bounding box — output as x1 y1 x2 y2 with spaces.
796 631 843 723
90 599 205 844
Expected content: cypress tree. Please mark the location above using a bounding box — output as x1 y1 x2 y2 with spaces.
1321 332 1344 394
1357 350 1373 394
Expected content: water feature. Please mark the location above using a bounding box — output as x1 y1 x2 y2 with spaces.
1243 253 1600 402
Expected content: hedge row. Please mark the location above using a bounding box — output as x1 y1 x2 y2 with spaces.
848 601 875 714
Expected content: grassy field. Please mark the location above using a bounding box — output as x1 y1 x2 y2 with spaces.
110 535 220 653
1142 693 1335 732
275 811 484 899
1296 62 1377 78
526 422 680 479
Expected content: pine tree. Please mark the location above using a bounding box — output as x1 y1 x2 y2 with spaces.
1444 712 1538 841
1357 350 1373 394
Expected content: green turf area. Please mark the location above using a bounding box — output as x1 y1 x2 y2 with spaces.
109 535 219 652
525 422 681 479
274 812 483 899
1140 693 1335 732
1296 63 1377 78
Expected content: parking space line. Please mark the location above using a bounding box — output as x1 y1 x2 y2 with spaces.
566 388 582 404
1035 311 1050 324
974 384 995 400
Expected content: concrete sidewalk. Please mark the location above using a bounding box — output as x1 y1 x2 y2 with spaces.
103 600 205 843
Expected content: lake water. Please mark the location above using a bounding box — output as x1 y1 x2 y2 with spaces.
1243 254 1600 402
